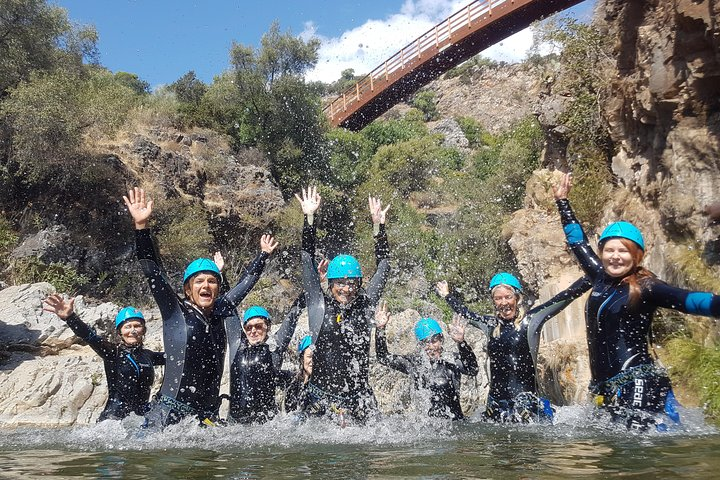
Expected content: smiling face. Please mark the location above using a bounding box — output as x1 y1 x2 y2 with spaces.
492 285 518 321
119 320 145 347
601 238 639 278
302 348 314 377
421 334 444 360
330 278 360 305
244 317 269 346
184 273 220 313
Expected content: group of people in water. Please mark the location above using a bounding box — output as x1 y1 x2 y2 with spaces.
42 175 720 431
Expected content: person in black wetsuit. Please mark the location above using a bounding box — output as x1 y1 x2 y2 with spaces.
295 186 391 423
284 335 314 415
123 187 277 428
225 297 304 424
553 173 720 430
375 302 479 420
43 294 165 421
436 273 590 422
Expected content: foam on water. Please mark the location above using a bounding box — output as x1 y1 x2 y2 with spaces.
0 404 716 453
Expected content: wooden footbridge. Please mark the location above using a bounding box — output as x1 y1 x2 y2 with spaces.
324 0 585 131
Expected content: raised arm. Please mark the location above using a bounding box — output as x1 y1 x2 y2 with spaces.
123 188 181 319
553 173 604 279
43 294 115 359
224 234 276 307
272 293 307 369
449 315 479 376
365 196 391 304
525 275 592 365
436 281 496 337
296 186 326 341
643 279 720 318
374 301 412 374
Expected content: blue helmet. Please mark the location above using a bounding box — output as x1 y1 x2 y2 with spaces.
183 258 221 284
414 318 443 342
327 254 362 280
243 306 270 325
297 334 313 354
599 221 645 251
115 306 145 330
489 272 522 292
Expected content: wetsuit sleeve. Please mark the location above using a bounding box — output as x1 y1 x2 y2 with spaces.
224 251 269 307
301 216 326 342
642 279 720 317
375 328 412 374
151 350 166 366
64 313 115 359
455 341 479 376
272 294 306 370
219 272 231 295
135 228 182 319
525 275 592 365
555 198 605 280
365 224 390 305
444 293 495 337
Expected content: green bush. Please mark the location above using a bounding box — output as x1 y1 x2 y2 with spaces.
665 337 720 425
360 116 428 154
10 257 89 292
411 90 439 121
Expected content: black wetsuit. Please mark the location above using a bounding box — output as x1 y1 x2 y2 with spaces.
64 313 165 421
557 198 720 428
301 217 390 422
375 328 479 420
284 373 311 414
226 295 304 424
445 277 590 422
135 228 268 427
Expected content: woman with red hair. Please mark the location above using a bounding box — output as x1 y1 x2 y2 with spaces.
553 173 720 430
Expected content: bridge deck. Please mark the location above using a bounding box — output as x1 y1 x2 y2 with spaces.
324 0 585 131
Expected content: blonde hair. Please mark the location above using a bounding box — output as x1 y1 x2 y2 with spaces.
490 285 525 338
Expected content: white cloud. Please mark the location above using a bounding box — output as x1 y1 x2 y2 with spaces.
304 0 536 83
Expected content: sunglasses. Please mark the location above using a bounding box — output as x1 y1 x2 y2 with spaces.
421 334 443 344
244 322 267 332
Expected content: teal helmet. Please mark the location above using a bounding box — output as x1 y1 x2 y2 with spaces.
115 306 145 330
489 272 522 292
414 318 443 342
297 334 313 354
183 258 221 284
327 254 362 280
243 306 270 325
599 221 645 251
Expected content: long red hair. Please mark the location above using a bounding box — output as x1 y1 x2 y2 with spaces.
608 238 656 305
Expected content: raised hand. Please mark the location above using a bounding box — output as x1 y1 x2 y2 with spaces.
375 300 390 329
213 251 225 271
552 172 572 200
122 187 154 229
369 196 390 225
260 234 278 254
317 257 329 284
294 186 321 216
43 294 75 321
449 314 466 343
435 281 450 299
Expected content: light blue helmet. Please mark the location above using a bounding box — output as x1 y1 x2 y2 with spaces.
183 258 221 284
297 335 313 354
115 307 145 330
326 254 362 280
599 221 645 251
489 272 522 292
243 306 270 325
414 318 443 342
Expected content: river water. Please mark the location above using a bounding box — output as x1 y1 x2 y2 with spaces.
1 405 719 479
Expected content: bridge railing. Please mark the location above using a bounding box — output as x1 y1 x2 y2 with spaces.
323 0 512 124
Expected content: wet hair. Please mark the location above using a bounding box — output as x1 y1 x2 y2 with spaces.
601 238 656 306
490 285 526 338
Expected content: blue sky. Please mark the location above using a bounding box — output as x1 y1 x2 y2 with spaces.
52 0 595 88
